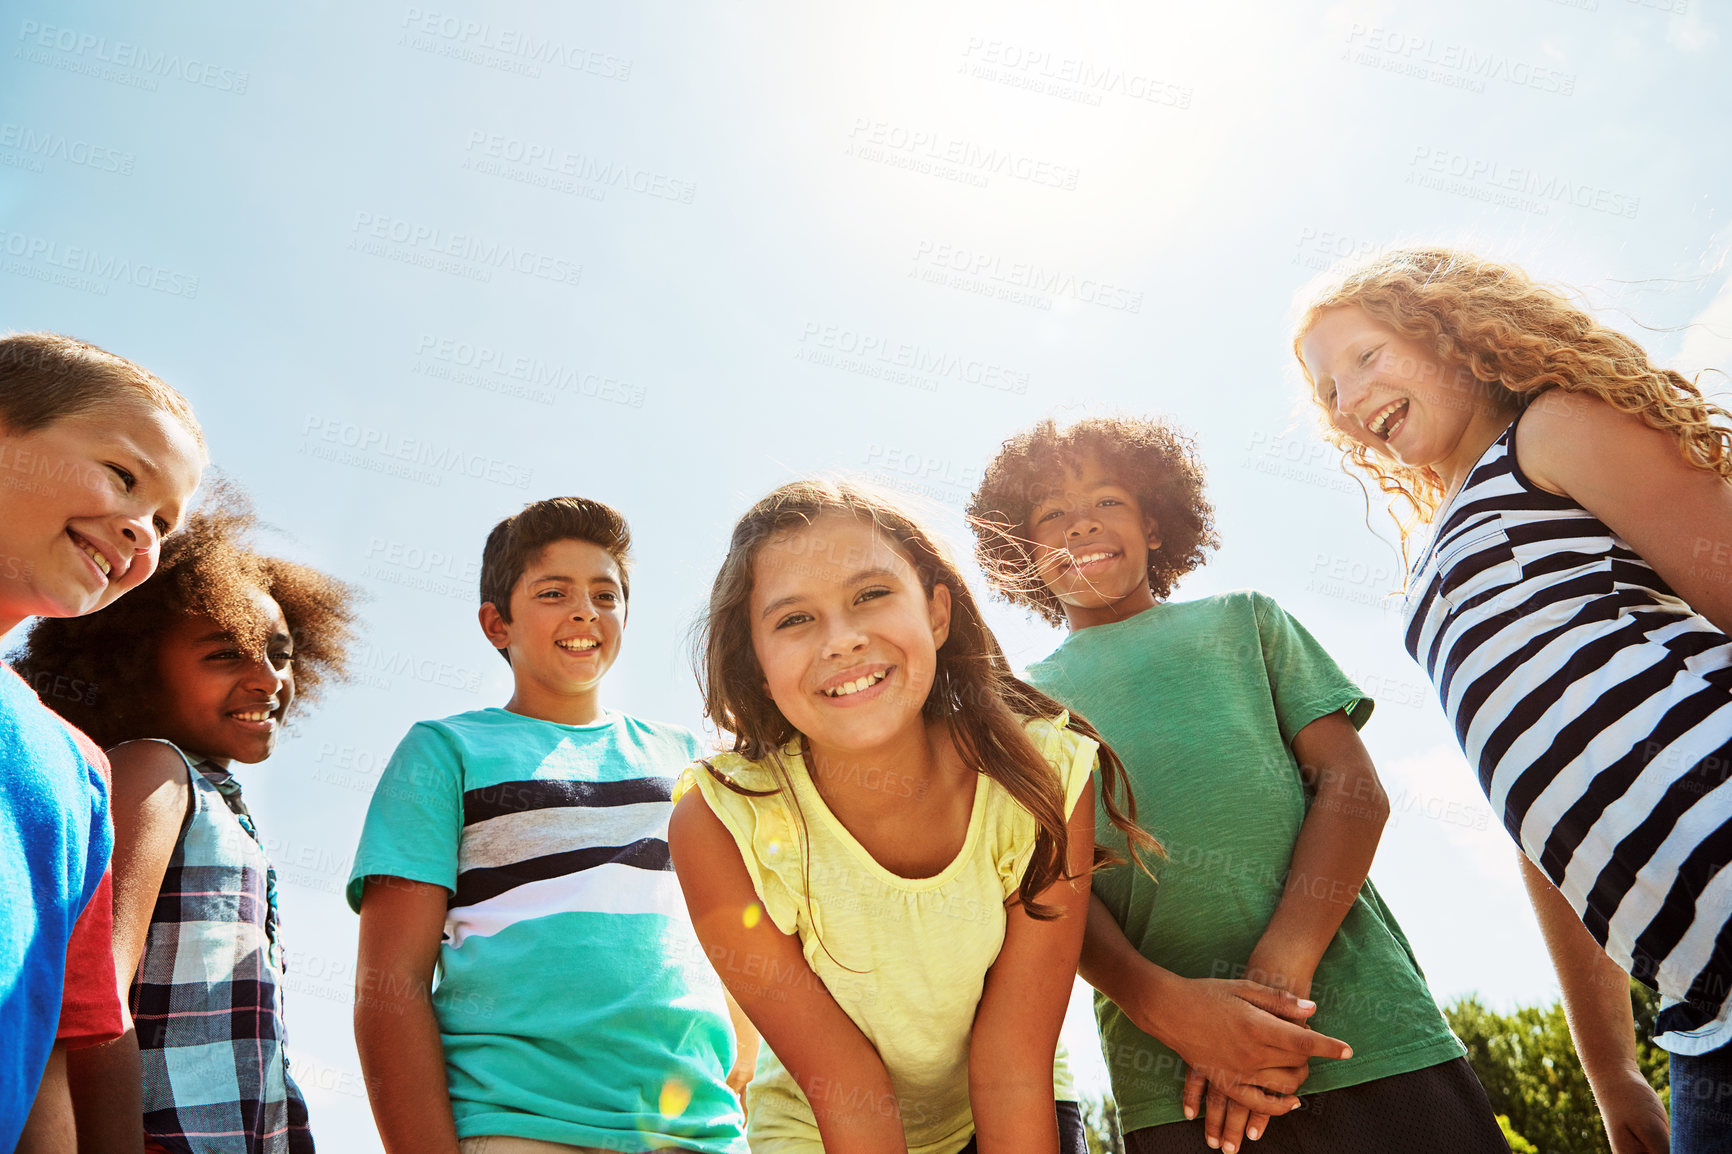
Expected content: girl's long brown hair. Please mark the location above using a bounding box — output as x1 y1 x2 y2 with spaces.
695 479 1159 920
1293 246 1732 539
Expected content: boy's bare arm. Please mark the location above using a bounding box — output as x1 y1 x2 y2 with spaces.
723 990 759 1099
1163 709 1385 1150
1245 709 1387 995
355 877 461 1154
1517 855 1668 1154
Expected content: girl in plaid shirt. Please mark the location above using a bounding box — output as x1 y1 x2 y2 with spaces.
16 486 358 1154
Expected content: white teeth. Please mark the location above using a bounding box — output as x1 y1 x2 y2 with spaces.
232 710 272 722
823 670 888 698
1368 400 1407 437
1072 552 1112 565
557 638 599 650
76 539 111 576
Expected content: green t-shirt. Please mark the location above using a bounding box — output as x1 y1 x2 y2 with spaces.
346 707 746 1153
1024 592 1464 1133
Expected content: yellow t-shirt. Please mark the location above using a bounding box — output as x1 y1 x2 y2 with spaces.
677 715 1096 1154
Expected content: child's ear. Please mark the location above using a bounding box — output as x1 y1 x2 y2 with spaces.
478 601 512 650
928 582 953 649
1144 514 1163 553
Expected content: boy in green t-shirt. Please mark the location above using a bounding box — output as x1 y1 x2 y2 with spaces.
968 418 1505 1154
350 497 749 1154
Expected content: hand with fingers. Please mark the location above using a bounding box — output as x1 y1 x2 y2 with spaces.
1593 1066 1670 1154
1154 978 1351 1153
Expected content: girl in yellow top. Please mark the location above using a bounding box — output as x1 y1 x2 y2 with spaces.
671 480 1155 1154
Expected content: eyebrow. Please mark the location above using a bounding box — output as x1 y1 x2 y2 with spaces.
106 433 163 481
757 565 902 620
1033 480 1125 505
528 574 620 587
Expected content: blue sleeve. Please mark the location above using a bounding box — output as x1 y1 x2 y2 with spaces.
639 718 705 770
345 722 464 912
675 724 705 763
80 753 112 916
1250 591 1374 747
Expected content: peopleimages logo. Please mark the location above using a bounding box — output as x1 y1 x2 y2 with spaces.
15 20 250 93
348 212 584 287
300 416 535 491
910 240 1142 314
398 9 632 80
0 228 199 297
0 123 134 174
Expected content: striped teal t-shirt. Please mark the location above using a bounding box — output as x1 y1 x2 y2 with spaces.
347 707 745 1153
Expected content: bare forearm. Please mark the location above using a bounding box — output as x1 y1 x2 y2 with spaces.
969 1080 1057 1154
1517 855 1640 1082
18 1044 76 1154
724 991 760 1096
968 1043 1058 1154
968 969 1065 1154
790 1045 906 1154
66 1032 145 1153
1079 893 1172 1027
1252 752 1387 991
355 990 460 1154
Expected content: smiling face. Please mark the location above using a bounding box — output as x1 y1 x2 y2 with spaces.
154 587 295 765
0 404 203 634
1026 452 1163 630
480 537 625 722
748 512 951 759
1300 305 1519 485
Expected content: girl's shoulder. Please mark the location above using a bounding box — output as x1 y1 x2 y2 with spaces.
105 738 197 837
1514 390 1659 497
1013 713 1099 797
672 750 806 936
107 738 195 791
673 750 788 808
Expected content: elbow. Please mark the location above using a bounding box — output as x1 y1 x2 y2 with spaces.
354 964 434 1030
1326 761 1388 829
1363 772 1390 827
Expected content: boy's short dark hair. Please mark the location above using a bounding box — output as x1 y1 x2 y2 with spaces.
479 496 633 626
967 416 1219 626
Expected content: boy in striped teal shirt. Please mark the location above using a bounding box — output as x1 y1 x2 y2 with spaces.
350 497 747 1154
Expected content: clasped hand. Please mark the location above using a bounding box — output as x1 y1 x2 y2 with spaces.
1138 976 1351 1154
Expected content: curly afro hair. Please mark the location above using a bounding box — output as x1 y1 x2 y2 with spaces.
10 480 360 748
967 416 1218 626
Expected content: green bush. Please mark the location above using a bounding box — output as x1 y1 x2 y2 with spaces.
1081 1095 1124 1154
1498 1113 1539 1152
1445 979 1668 1154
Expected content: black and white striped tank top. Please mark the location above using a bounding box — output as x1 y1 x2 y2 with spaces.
1403 415 1732 1053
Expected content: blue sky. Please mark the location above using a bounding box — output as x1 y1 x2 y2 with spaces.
4 1 1728 1143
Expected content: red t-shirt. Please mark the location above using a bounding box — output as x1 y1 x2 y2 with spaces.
55 728 126 1049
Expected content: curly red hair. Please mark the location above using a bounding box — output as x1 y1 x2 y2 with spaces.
1293 246 1732 537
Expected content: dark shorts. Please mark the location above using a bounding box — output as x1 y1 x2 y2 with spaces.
1672 1039 1732 1154
957 1100 1086 1154
1123 1058 1506 1154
